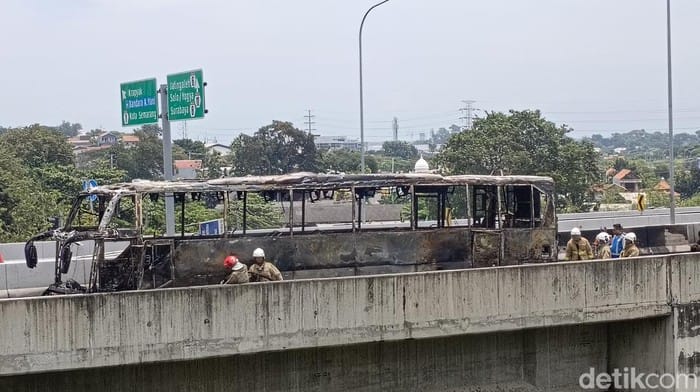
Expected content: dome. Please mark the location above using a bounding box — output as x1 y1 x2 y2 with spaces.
414 156 430 173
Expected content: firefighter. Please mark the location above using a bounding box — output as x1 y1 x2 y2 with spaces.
222 253 249 284
595 231 612 259
620 232 640 258
564 227 594 261
248 248 283 282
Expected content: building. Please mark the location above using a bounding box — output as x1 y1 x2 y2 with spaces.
174 160 203 180
612 168 642 192
315 136 362 151
205 143 231 155
121 134 140 148
98 132 119 146
654 178 680 197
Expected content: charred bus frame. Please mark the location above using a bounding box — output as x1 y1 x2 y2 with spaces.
24 172 557 294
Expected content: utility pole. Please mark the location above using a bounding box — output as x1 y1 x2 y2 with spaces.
392 117 398 141
159 84 175 236
304 109 316 135
459 100 476 131
666 0 676 224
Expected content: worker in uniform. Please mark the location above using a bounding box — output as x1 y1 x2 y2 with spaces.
610 223 625 258
564 227 594 261
595 231 612 259
691 231 700 252
222 253 249 284
620 232 640 258
248 248 283 282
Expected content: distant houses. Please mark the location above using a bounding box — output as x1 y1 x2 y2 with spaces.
611 168 642 192
174 160 203 179
68 131 140 168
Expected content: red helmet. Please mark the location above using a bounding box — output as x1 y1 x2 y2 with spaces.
224 255 238 269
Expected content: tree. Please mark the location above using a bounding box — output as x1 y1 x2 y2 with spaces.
431 127 452 145
677 166 700 198
0 124 74 167
55 121 82 137
174 138 207 159
435 110 600 211
319 149 377 173
230 121 318 175
110 125 164 180
382 141 419 160
0 143 63 242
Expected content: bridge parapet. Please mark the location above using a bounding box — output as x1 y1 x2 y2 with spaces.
1 254 690 376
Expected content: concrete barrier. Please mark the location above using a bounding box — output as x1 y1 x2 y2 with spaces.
1 254 689 376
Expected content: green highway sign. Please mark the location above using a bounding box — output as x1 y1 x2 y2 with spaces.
120 78 158 126
167 69 205 121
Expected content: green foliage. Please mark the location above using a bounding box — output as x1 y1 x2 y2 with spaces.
319 149 377 173
109 125 164 180
676 166 700 198
173 138 207 161
54 121 82 137
382 140 419 160
586 129 700 159
374 155 414 173
679 193 700 207
0 142 63 242
646 190 671 208
204 151 228 179
436 110 600 211
0 124 74 167
230 121 318 176
227 193 283 230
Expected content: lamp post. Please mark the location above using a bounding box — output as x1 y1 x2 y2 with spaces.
359 0 390 173
666 0 676 224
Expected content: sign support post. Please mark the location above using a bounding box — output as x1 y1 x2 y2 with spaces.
159 84 175 236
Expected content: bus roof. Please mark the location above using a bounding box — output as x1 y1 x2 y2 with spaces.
84 172 555 196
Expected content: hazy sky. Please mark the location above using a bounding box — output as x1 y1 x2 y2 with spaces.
2 0 700 145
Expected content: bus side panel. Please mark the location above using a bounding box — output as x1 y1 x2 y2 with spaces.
502 228 557 265
168 229 474 287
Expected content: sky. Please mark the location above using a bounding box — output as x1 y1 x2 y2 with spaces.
2 0 700 145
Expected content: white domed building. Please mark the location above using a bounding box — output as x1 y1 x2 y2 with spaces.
414 156 431 173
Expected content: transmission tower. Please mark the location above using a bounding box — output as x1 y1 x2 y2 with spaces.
459 100 476 131
304 109 316 134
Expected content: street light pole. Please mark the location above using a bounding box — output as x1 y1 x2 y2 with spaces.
666 0 676 224
359 0 390 173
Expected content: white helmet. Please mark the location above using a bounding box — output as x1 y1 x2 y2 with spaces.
596 232 610 243
624 232 637 242
570 227 581 236
252 248 265 258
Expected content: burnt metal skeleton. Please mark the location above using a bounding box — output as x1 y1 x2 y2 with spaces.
24 172 557 294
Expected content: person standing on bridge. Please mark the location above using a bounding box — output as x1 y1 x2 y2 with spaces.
620 232 640 258
610 224 625 258
564 227 594 261
691 231 700 252
248 248 283 282
595 231 612 259
222 253 249 284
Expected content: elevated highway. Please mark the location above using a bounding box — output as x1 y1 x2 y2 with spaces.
2 253 700 391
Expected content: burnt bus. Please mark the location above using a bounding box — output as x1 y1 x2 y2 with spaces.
24 172 557 294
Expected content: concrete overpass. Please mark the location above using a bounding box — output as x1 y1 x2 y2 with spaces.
2 253 700 391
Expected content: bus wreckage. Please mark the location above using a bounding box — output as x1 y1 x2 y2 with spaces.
24 172 557 294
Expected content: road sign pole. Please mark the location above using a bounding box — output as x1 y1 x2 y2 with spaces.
160 84 175 236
